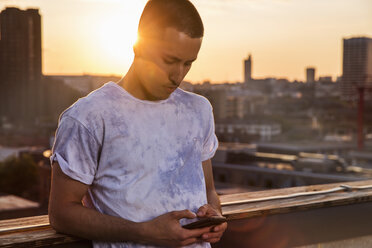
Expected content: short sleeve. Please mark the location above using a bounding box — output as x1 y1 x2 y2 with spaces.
50 115 101 185
201 104 219 161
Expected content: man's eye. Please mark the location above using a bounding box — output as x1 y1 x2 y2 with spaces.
185 62 192 66
164 59 175 64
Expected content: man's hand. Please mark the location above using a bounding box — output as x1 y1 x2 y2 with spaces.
196 204 228 244
142 209 211 247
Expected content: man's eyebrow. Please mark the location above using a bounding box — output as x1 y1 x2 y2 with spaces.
163 54 197 62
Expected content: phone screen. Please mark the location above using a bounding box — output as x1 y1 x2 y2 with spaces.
182 216 227 230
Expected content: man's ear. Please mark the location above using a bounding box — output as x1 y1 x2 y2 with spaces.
133 39 143 58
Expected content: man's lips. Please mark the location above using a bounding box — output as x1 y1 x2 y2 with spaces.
165 86 177 93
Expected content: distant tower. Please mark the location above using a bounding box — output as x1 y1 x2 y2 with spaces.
306 67 315 83
0 7 42 124
244 54 252 84
342 37 372 100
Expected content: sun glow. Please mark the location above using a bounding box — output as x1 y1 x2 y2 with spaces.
97 15 138 67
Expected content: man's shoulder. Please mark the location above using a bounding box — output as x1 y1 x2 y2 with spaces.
59 82 116 125
175 87 212 110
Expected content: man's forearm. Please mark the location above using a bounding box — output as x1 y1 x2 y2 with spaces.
50 202 146 243
207 189 222 215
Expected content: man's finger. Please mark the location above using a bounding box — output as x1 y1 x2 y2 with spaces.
201 230 224 240
206 238 221 244
182 226 211 239
197 204 219 218
179 237 198 247
213 222 227 232
172 210 196 220
196 204 209 217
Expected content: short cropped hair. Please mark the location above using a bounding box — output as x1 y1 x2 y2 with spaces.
138 0 204 39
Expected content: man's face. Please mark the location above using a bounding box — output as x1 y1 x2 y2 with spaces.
134 27 202 101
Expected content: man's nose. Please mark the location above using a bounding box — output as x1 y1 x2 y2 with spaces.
169 66 184 86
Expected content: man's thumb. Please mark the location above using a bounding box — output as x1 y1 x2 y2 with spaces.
172 210 197 220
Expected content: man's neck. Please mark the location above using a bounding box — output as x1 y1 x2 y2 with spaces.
117 65 145 100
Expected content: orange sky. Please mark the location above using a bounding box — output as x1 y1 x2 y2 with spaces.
1 0 371 83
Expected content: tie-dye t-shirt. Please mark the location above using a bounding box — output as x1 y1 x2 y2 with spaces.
50 81 219 248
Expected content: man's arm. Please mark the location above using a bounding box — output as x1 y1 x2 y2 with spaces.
49 161 211 246
201 159 222 214
197 159 227 243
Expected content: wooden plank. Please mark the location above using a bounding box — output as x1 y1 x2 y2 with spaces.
222 188 372 220
221 180 372 220
1 180 372 247
222 184 372 207
0 215 49 235
0 229 82 248
220 179 372 204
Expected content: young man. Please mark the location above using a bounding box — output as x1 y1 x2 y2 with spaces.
48 0 227 247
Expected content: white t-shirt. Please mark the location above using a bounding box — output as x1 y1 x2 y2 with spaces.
50 82 219 248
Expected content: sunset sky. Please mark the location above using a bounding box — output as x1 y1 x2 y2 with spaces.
1 0 371 83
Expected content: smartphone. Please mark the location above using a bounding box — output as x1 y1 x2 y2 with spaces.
182 216 227 230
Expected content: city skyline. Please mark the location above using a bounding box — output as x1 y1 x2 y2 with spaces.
0 0 371 83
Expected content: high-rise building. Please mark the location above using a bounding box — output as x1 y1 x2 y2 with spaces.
0 7 42 125
341 37 372 100
244 54 252 84
306 67 315 83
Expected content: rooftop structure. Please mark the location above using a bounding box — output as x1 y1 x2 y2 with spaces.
341 37 372 100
